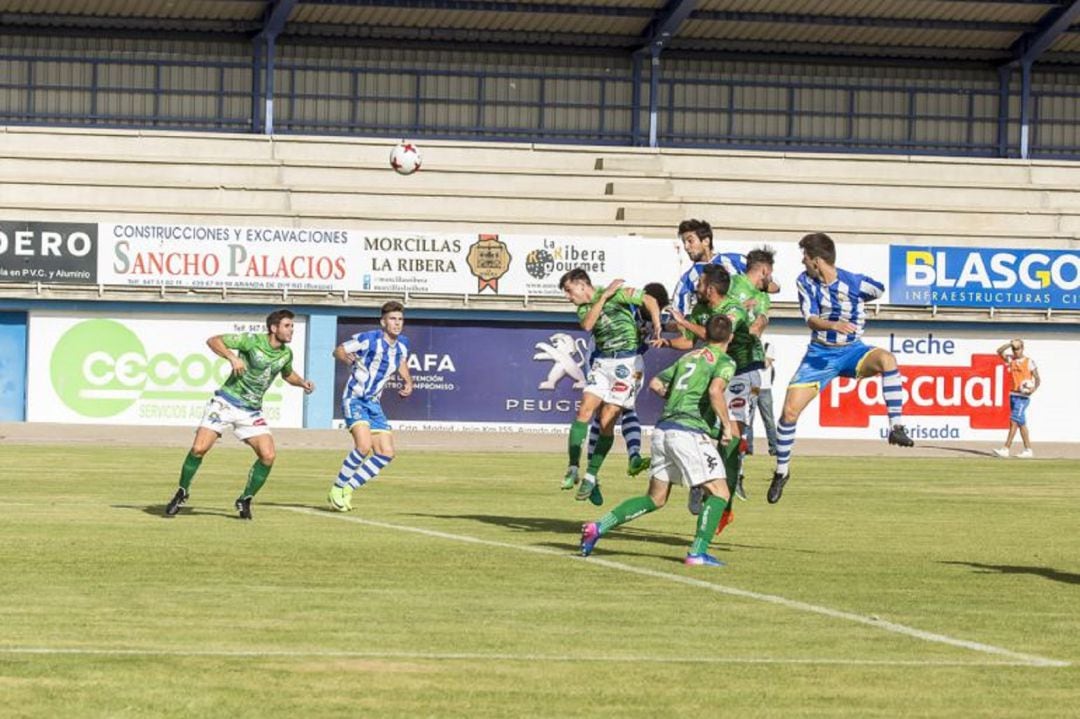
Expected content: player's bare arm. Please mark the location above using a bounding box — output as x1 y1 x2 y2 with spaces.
397 358 414 397
649 376 669 397
750 313 768 337
207 335 245 376
282 371 315 394
579 278 625 331
641 292 664 346
332 344 358 365
709 377 735 443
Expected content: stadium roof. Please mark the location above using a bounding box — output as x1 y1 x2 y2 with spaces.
2 0 1080 68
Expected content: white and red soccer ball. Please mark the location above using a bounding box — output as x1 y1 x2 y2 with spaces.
390 142 422 175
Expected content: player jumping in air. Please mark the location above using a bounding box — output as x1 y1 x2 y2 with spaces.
559 269 662 506
767 233 914 505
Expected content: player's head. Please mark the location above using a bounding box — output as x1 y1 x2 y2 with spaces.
678 219 714 262
642 282 671 310
559 268 593 305
705 314 733 344
745 245 776 289
266 308 296 344
696 263 730 302
1010 338 1025 355
799 232 836 279
380 300 405 337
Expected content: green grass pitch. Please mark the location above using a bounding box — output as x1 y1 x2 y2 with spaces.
1 445 1077 718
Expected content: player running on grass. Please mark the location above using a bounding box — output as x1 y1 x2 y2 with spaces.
559 269 662 506
164 309 315 520
580 314 737 566
766 232 913 505
328 301 413 512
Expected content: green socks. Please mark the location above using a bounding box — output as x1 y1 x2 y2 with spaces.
568 420 589 467
178 451 203 492
690 495 728 555
241 460 273 499
587 433 615 476
720 436 741 498
598 495 657 534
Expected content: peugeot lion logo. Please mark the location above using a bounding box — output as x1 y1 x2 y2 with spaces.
533 333 589 390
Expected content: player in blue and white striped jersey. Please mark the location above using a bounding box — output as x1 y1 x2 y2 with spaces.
671 219 779 316
328 301 414 512
767 232 913 505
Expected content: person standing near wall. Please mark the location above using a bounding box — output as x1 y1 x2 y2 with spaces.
746 341 779 456
992 338 1040 459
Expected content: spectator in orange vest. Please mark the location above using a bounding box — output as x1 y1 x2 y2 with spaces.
993 338 1040 459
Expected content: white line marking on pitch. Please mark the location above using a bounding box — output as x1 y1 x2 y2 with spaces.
283 507 1070 669
0 647 1049 667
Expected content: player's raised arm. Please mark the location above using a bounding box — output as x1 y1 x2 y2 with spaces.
207 334 246 376
578 278 625 331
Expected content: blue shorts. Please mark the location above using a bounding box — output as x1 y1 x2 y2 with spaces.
342 396 391 432
1009 394 1030 426
789 340 879 391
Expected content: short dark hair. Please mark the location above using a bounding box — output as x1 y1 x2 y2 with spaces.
706 314 732 344
677 219 713 250
266 308 295 331
558 268 591 290
381 301 404 317
642 282 671 309
799 232 836 264
746 245 776 271
700 263 730 296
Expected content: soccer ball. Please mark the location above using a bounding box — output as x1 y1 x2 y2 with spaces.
389 142 422 175
1019 379 1035 394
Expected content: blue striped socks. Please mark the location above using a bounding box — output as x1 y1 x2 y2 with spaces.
348 453 393 489
774 419 797 477
622 410 642 458
334 449 364 488
882 369 904 427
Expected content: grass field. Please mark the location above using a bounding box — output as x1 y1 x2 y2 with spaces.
1 444 1078 718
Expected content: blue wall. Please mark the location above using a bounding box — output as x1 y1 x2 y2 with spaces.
0 311 27 421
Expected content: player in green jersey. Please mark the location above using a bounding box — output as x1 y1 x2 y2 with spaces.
559 268 662 506
579 314 737 566
665 264 763 523
164 309 315 520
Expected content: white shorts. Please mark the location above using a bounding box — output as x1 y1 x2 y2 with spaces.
649 427 725 488
584 354 644 409
725 372 755 424
198 395 272 441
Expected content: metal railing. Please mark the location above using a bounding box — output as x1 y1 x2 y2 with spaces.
0 50 1078 159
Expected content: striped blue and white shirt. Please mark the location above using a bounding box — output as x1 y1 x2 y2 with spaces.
672 252 747 315
341 329 411 401
797 268 884 346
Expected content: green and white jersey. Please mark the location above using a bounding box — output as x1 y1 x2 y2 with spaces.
684 299 755 372
218 333 294 410
577 287 644 355
728 274 769 366
656 344 737 437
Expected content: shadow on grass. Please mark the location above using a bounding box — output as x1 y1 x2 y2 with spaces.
920 445 1000 458
112 503 235 519
407 512 799 557
942 560 1080 586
